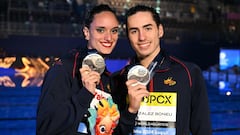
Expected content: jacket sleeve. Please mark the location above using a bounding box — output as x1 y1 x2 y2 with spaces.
110 69 137 135
190 65 212 135
113 108 137 135
36 64 94 135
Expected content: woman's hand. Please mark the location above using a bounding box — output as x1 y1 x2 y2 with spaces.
80 65 101 95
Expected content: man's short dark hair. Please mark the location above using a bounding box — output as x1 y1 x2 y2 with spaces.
125 5 161 35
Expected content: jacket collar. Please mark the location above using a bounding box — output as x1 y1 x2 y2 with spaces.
129 49 171 70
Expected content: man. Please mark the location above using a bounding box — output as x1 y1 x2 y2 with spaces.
37 4 120 135
112 5 212 135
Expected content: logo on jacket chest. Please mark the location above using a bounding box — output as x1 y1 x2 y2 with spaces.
164 77 176 86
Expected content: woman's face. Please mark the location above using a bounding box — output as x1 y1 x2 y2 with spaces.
83 11 119 55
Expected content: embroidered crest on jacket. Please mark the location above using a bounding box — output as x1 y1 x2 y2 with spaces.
164 77 176 86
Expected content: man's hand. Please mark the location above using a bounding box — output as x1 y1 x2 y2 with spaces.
126 79 149 114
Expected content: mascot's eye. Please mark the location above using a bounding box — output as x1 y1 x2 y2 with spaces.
99 125 106 133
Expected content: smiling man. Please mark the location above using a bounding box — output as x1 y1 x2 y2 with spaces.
111 5 212 135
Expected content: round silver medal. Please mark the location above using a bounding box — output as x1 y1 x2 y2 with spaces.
127 65 150 85
82 53 105 74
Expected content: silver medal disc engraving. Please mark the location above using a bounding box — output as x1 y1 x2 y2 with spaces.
82 53 105 74
127 65 150 85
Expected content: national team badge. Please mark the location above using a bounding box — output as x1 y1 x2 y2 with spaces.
164 77 176 86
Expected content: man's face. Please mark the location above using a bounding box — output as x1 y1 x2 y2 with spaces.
83 11 119 55
127 11 163 59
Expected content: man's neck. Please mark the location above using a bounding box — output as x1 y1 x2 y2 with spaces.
139 48 161 68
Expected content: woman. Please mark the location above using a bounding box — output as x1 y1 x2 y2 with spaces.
36 4 120 135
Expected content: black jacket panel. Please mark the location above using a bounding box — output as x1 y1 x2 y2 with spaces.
36 47 112 135
111 50 212 135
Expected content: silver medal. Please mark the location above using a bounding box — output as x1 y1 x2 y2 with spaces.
82 53 105 74
127 65 150 85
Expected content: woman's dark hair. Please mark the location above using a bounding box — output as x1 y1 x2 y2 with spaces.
125 5 161 34
84 4 118 28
